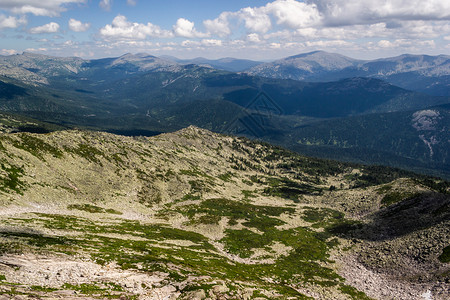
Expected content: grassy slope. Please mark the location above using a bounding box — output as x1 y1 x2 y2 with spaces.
0 126 448 299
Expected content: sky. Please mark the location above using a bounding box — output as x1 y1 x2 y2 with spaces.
0 0 449 60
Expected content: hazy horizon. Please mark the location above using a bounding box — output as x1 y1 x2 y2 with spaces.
3 49 450 63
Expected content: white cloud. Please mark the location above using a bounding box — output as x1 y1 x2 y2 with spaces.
0 49 19 55
398 20 450 39
239 7 272 33
63 40 75 46
247 33 261 43
181 40 200 47
304 39 353 48
100 15 173 40
266 0 321 29
127 0 136 6
29 22 60 34
313 0 450 26
0 0 86 17
377 40 394 48
203 0 450 39
204 12 231 37
99 0 112 11
68 18 90 32
375 38 436 49
0 14 27 30
173 18 208 38
269 42 281 49
201 39 222 47
25 47 48 52
203 0 321 37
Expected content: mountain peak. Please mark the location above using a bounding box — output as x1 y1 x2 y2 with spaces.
108 52 180 71
284 51 359 62
246 51 359 79
286 50 329 59
119 52 157 59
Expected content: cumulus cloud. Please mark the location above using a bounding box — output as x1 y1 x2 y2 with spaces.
0 0 86 17
204 12 231 37
201 39 222 47
0 14 27 30
375 38 435 49
267 0 321 28
203 0 450 37
25 47 48 52
100 15 172 40
99 0 112 11
29 22 60 34
314 0 450 26
180 40 199 47
239 7 272 33
173 18 208 38
203 0 321 37
304 39 354 48
68 18 90 32
181 39 223 48
0 49 19 55
247 33 261 43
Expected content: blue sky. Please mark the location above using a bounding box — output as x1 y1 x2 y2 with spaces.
0 1 449 60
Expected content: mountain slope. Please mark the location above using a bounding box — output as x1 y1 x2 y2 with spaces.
246 51 359 81
0 52 181 88
0 126 448 299
97 68 447 119
246 51 361 81
278 105 450 179
222 76 448 118
0 52 86 85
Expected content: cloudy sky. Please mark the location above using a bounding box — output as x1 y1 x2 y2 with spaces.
0 0 449 60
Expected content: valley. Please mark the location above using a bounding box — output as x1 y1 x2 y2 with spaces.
0 52 449 179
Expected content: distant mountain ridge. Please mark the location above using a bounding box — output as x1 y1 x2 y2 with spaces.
2 51 449 96
1 57 444 120
161 56 262 72
246 51 450 96
246 51 361 80
0 52 181 86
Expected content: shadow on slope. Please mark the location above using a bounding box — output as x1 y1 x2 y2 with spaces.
329 192 450 241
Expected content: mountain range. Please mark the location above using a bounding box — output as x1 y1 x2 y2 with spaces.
0 51 449 178
161 55 262 72
245 51 450 96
